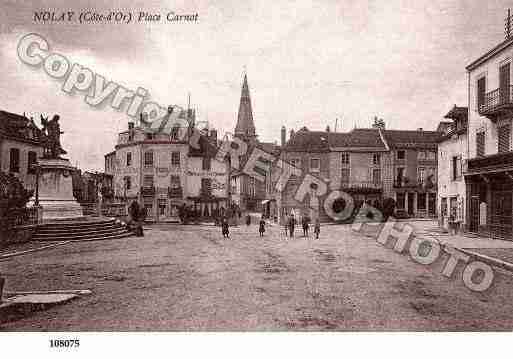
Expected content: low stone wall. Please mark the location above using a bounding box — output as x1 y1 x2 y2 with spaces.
0 225 38 248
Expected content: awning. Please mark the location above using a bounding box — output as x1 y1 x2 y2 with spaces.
261 200 270 204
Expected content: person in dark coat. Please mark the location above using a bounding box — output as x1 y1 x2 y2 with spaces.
302 214 310 237
221 217 230 238
314 218 321 239
288 213 295 238
246 213 251 226
259 216 266 237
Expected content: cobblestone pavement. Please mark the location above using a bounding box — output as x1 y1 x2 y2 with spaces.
2 222 513 331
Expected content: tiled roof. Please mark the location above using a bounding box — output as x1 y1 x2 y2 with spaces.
328 128 386 149
0 110 46 144
283 128 387 152
282 130 330 152
444 106 468 120
383 129 442 149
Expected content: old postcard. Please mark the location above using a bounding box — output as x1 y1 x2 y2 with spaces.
1 0 513 357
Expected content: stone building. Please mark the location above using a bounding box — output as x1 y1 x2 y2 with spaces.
437 106 468 231
276 126 441 222
0 110 46 192
383 129 441 218
229 73 280 213
465 32 513 239
105 106 229 222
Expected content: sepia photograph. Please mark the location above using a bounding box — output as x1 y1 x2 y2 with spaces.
2 0 513 356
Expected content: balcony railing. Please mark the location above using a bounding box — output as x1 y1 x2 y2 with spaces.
394 179 437 190
467 151 513 174
479 86 513 120
140 186 156 197
168 186 183 198
340 181 382 192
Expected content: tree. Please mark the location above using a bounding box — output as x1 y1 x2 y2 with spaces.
372 116 386 129
0 171 34 234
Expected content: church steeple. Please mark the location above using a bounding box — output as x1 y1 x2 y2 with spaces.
234 73 257 141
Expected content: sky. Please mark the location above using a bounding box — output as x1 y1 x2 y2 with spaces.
0 0 511 171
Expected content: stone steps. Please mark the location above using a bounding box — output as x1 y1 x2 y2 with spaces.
33 217 132 242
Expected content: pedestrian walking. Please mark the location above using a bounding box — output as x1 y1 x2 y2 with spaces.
259 216 266 237
314 218 321 239
221 217 230 238
288 213 295 238
302 214 310 238
246 213 251 226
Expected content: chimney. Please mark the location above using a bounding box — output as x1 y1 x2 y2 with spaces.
290 129 295 139
128 122 134 130
281 126 286 146
417 128 423 132
326 125 331 132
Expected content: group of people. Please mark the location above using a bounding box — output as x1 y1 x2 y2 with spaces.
220 212 321 240
284 213 321 239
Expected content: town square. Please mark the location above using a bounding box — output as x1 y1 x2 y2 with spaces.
5 1 513 347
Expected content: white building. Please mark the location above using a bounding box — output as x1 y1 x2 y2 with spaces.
437 106 468 231
105 107 230 222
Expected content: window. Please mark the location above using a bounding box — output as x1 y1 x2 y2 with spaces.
9 148 20 173
372 153 380 166
146 133 154 140
418 167 425 184
418 193 426 210
128 131 134 142
202 157 211 171
144 151 153 166
441 197 447 216
396 193 405 209
27 151 37 174
144 202 153 215
201 178 212 196
397 150 405 160
418 151 426 160
158 199 166 216
171 126 180 141
170 175 180 188
310 158 320 172
289 158 301 169
372 168 381 184
249 177 256 197
341 153 350 166
125 176 131 190
126 152 132 167
171 152 180 166
498 124 510 153
396 167 405 186
341 168 350 183
477 76 486 111
143 175 154 188
476 131 485 157
452 156 462 180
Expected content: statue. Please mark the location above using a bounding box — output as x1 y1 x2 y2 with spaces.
41 114 67 158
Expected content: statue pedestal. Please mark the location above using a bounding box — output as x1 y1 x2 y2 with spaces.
28 158 83 220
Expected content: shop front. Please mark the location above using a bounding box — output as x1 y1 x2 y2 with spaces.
466 152 513 240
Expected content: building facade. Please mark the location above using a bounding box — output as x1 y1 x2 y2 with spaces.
229 73 280 213
437 106 468 231
0 110 46 192
105 107 229 222
276 126 440 223
465 35 513 239
384 130 440 218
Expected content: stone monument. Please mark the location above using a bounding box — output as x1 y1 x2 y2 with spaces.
28 115 83 220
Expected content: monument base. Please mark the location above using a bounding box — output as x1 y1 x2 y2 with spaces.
28 157 83 221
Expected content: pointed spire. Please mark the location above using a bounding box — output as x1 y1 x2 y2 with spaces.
234 73 256 140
